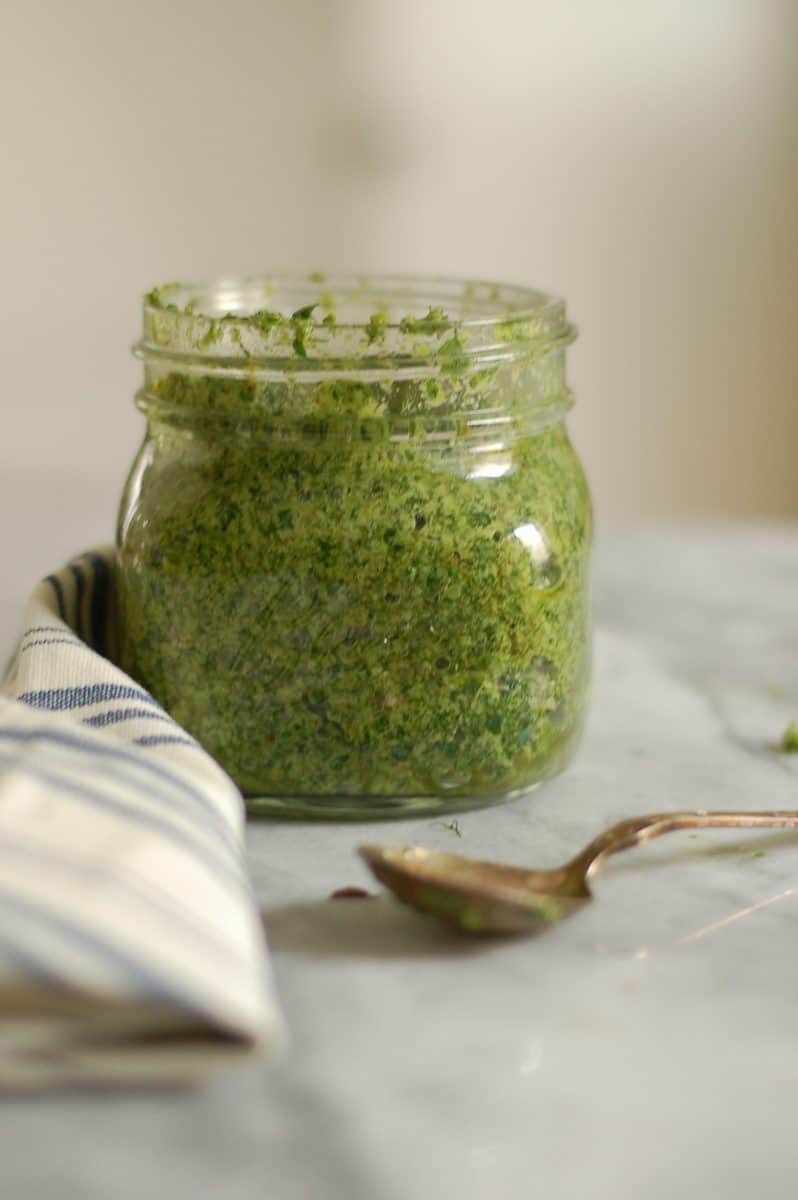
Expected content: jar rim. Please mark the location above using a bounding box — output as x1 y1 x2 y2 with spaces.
134 273 576 379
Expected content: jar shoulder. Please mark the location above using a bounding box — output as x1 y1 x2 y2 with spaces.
117 421 592 564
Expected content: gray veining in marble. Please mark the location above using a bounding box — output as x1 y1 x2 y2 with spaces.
1 481 797 1199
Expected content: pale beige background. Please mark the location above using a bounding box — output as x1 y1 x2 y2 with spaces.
1 0 797 532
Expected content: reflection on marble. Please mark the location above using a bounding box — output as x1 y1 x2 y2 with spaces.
1 514 798 1200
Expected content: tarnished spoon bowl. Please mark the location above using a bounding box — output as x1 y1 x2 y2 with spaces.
359 845 589 934
360 810 798 935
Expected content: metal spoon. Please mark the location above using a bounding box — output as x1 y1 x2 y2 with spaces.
359 810 798 935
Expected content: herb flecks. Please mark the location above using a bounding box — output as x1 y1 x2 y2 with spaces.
437 333 468 371
118 286 590 801
290 304 317 358
251 309 282 337
399 307 451 335
365 310 389 345
780 721 798 753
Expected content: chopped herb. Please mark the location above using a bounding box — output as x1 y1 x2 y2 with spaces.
291 303 317 322
290 305 316 358
399 306 450 335
780 721 798 752
438 335 464 357
365 310 388 345
196 322 223 351
146 285 181 312
251 309 282 337
437 333 468 371
118 283 591 804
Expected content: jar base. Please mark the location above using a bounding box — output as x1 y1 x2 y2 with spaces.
244 782 541 822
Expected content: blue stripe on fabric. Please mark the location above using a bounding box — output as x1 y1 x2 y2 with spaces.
135 735 198 749
44 575 67 621
18 683 162 713
0 832 252 972
22 626 68 639
0 727 242 860
69 562 86 641
0 884 193 1008
0 744 246 894
82 707 174 729
20 638 79 653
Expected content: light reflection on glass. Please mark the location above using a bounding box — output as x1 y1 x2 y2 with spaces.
513 522 548 563
467 461 512 480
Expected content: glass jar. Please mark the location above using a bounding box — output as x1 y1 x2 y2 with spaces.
116 275 592 818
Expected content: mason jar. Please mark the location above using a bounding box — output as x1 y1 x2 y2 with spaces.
116 275 592 818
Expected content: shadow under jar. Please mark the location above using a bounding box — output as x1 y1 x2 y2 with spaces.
116 275 593 818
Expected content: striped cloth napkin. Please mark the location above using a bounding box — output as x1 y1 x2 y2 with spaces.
0 549 283 1090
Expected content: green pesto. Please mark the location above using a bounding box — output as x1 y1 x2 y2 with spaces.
780 722 798 753
117 290 591 808
365 310 388 344
398 306 450 334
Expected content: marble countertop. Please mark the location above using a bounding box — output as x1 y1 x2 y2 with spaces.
2 480 797 1199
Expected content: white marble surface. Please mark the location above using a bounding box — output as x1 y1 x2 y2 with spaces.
2 481 798 1199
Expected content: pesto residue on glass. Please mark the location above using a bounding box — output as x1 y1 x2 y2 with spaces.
116 278 592 810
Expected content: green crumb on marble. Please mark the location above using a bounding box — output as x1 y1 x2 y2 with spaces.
780 722 798 752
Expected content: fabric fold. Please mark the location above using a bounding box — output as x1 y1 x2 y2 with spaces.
0 548 283 1090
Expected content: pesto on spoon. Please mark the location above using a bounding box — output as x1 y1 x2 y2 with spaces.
360 810 798 934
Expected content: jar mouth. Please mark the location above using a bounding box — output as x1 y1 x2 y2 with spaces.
135 273 576 379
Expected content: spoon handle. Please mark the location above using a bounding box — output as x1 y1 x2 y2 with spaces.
569 811 798 876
